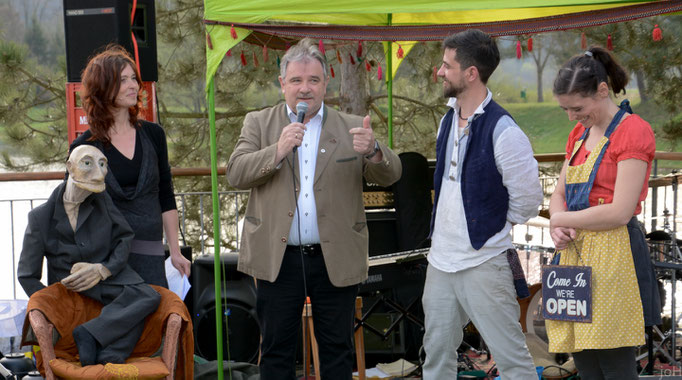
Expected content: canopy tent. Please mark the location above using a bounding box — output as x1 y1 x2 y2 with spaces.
200 0 682 376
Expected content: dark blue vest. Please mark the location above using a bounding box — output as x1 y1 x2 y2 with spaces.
430 100 511 250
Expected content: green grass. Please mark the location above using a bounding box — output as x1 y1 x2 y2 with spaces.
501 99 681 154
502 102 575 154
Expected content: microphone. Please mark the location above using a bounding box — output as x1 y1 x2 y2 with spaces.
296 102 308 123
294 102 308 153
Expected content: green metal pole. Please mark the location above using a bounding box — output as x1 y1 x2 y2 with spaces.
387 14 393 149
208 78 225 380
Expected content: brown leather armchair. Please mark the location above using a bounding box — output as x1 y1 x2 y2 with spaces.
22 284 193 380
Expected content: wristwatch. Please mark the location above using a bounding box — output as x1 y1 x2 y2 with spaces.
365 140 380 159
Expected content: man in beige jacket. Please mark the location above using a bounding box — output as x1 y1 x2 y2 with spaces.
227 38 401 380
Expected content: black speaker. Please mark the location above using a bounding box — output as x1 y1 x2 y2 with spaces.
366 210 398 257
192 253 260 363
63 0 157 82
393 152 432 251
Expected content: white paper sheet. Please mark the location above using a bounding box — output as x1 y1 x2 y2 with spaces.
165 257 191 300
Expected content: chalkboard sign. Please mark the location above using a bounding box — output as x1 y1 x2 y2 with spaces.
541 265 592 323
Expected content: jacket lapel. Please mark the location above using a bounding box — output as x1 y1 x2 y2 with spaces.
75 196 95 232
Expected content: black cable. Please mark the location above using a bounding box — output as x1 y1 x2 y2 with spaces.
292 147 312 377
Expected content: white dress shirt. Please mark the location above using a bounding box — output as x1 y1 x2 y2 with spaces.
429 90 543 273
287 103 324 245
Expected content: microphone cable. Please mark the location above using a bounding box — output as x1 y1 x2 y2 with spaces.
292 140 312 377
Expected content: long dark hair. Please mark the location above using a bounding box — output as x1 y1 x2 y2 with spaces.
553 46 628 97
80 45 142 144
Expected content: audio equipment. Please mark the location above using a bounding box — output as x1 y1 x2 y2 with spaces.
392 152 432 251
192 253 260 363
63 0 157 82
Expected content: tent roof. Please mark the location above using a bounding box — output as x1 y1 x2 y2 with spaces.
203 0 682 84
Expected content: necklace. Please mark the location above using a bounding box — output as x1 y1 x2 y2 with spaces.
458 109 469 121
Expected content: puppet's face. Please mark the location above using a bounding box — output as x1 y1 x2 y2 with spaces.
67 145 107 193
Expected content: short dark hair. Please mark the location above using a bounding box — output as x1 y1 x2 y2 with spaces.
553 46 628 97
442 29 500 84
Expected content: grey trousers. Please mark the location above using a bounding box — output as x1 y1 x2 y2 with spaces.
421 253 537 380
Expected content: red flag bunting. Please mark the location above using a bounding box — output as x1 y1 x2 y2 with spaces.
653 24 663 41
397 44 404 59
607 34 613 51
516 41 522 59
230 24 238 39
527 37 533 52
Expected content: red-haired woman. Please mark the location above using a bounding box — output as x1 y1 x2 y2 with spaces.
70 45 190 287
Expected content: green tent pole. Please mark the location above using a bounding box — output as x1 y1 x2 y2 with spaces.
387 14 393 149
208 78 225 380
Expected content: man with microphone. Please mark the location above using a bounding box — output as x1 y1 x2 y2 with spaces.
227 38 401 379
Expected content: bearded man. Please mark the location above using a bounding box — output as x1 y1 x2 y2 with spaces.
421 29 543 379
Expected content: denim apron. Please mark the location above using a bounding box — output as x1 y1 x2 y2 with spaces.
546 100 645 352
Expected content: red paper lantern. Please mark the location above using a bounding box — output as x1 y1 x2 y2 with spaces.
516 41 522 59
396 44 404 59
581 32 587 49
336 50 343 64
330 65 335 78
377 65 383 81
527 37 533 52
226 49 232 57
365 61 371 72
240 51 247 66
230 24 237 39
318 39 326 55
653 24 663 41
357 41 363 58
349 54 356 65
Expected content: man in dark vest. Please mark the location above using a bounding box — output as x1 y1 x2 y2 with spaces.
18 145 160 366
421 29 543 379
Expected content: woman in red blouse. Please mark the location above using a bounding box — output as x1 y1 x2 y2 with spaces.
546 47 659 380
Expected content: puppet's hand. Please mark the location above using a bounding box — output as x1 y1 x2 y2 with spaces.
61 262 111 292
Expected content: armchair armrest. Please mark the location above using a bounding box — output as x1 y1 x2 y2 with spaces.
161 313 182 380
28 309 56 380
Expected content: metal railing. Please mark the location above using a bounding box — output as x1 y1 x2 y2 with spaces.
1 152 681 299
